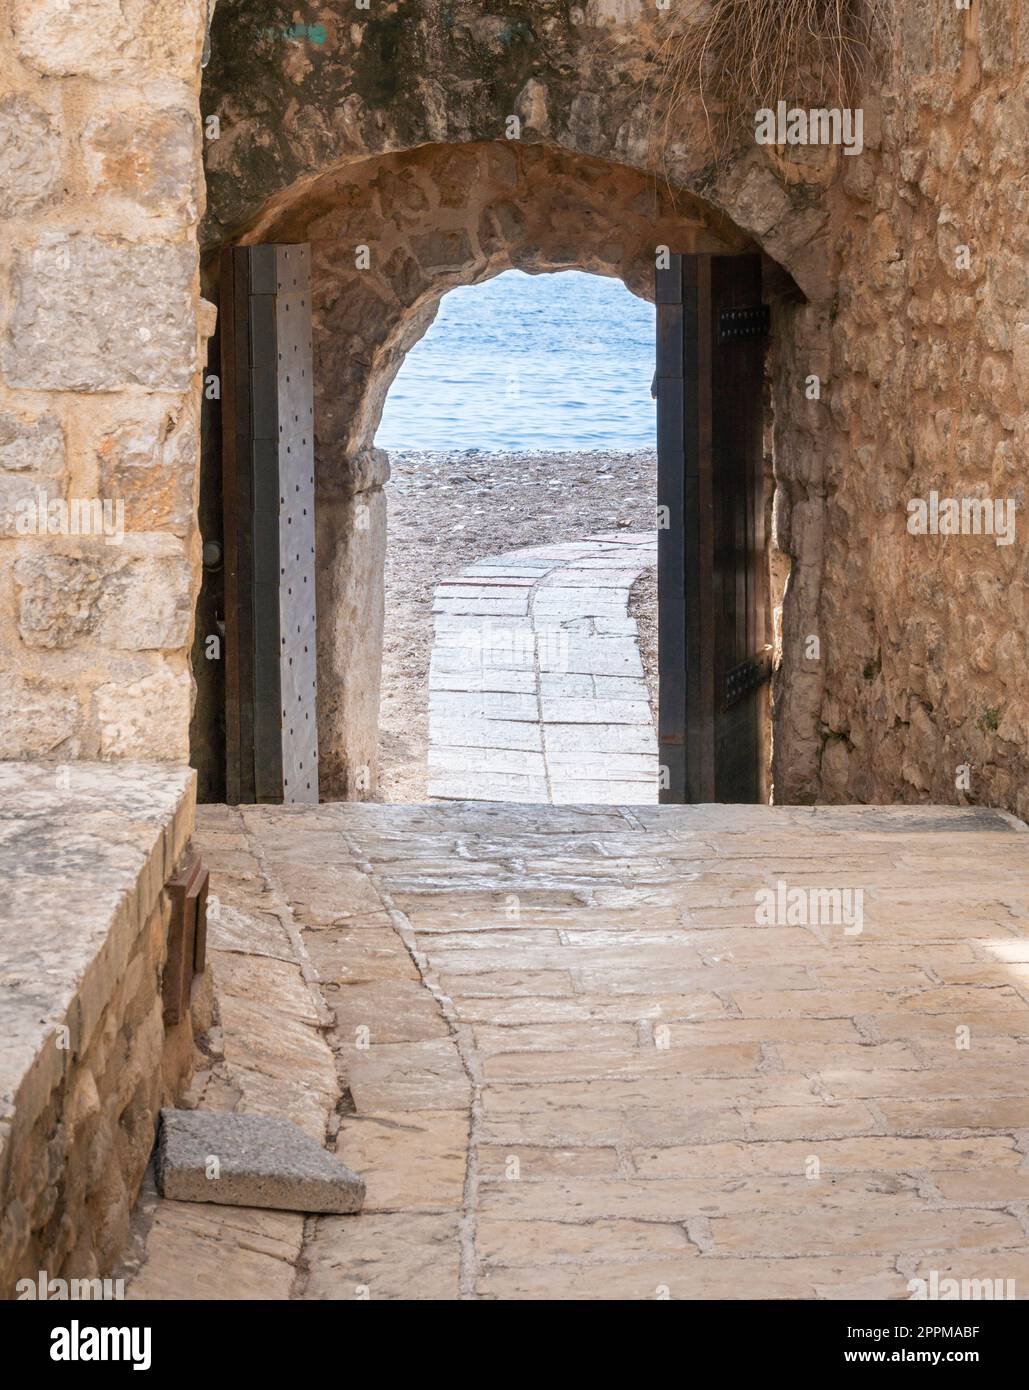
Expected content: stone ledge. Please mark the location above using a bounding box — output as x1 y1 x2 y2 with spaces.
0 760 207 1297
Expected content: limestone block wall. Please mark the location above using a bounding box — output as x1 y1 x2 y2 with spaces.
201 1 834 298
0 764 212 1298
769 293 833 804
0 0 208 764
1 0 1025 817
195 3 846 802
820 3 1029 820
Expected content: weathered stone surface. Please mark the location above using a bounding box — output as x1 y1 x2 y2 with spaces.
304 1213 461 1300
428 534 658 803
211 943 338 1143
127 801 1029 1299
0 763 204 1298
13 0 204 82
125 1194 303 1301
4 235 196 392
0 411 64 476
13 551 105 647
95 667 192 759
316 488 386 798
0 674 80 757
0 94 61 216
82 106 199 216
410 228 474 275
121 806 364 1292
0 476 61 539
198 0 820 298
0 413 67 537
96 411 196 536
156 1110 365 1214
14 548 193 649
813 40 1029 819
336 1111 467 1211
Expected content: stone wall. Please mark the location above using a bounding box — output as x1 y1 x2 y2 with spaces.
200 0 832 298
0 764 212 1298
818 3 1029 821
199 1 1027 816
2 0 1026 819
0 0 208 764
200 5 832 800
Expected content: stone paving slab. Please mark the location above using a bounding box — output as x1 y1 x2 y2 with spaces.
428 747 547 774
429 774 551 802
428 691 540 721
156 1109 365 1213
121 804 359 1297
125 1183 304 1301
428 533 657 803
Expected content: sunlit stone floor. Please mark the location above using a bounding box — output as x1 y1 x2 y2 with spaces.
129 800 1029 1300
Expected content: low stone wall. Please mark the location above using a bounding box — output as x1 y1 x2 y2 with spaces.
0 762 210 1298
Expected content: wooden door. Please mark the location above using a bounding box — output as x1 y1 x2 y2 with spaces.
656 253 771 804
221 243 319 804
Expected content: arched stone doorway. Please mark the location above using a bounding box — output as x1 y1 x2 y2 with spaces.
190 0 850 809
192 137 827 803
266 141 752 797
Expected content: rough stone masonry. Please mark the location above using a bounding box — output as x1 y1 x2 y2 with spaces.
1 0 208 763
2 1 1026 819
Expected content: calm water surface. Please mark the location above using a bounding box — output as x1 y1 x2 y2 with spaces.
375 269 657 453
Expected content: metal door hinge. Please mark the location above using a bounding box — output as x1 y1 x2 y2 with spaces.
163 849 209 1026
725 648 774 709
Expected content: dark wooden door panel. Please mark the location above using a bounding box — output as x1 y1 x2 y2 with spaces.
655 260 687 799
221 244 319 805
656 253 770 804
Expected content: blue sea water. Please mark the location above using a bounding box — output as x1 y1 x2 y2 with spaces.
374 268 657 453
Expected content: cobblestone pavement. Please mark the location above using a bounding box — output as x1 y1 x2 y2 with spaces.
427 533 658 804
127 800 1029 1300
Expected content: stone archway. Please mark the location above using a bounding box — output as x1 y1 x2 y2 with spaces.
203 137 829 800
190 2 851 809
214 139 809 798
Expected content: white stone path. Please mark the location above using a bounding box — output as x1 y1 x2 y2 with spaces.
427 532 658 803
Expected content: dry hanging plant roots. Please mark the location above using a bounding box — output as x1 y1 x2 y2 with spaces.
652 0 893 155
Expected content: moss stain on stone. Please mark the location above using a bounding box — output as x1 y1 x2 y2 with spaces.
978 707 1000 733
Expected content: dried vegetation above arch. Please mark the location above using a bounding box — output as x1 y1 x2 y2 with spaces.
652 0 893 153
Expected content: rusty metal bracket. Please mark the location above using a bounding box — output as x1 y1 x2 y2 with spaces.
163 849 209 1026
